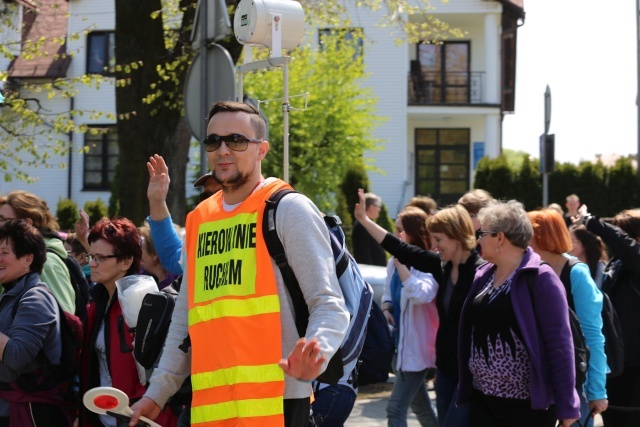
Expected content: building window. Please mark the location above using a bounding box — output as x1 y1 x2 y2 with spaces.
84 126 118 190
413 41 470 104
87 32 115 75
319 28 363 58
415 128 470 205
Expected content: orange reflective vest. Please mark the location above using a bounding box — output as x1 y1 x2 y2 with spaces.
185 179 292 427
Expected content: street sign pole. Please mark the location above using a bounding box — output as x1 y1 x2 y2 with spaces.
199 0 208 177
542 85 552 207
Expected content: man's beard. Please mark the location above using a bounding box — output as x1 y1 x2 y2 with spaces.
212 167 252 192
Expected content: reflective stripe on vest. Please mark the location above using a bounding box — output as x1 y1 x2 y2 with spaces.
185 179 292 426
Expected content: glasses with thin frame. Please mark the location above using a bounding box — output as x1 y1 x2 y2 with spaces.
203 133 263 152
476 230 498 240
86 254 118 264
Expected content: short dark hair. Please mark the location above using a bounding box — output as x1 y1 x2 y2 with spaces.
611 209 640 239
363 193 381 210
88 217 142 276
0 219 46 274
65 233 87 255
206 101 267 140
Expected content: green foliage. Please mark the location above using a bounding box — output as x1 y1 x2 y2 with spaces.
474 155 514 200
303 0 465 45
242 31 383 211
548 163 579 206
514 155 542 211
502 149 534 170
335 191 354 251
376 203 395 233
56 198 79 231
474 155 639 217
575 161 607 215
607 157 640 215
340 162 371 222
83 199 108 226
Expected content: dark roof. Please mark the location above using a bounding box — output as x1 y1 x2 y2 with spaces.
7 0 71 79
497 0 525 18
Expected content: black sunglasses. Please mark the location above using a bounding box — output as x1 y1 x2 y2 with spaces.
203 133 263 152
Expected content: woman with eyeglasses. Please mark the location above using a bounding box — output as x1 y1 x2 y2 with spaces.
354 190 481 427
0 191 77 315
77 218 177 427
457 200 580 427
0 220 71 426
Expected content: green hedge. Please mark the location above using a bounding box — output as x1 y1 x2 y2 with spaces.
474 155 639 216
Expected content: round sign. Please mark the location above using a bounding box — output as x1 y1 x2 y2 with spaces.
184 44 236 141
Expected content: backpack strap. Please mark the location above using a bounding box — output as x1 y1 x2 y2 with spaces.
524 261 550 303
262 188 309 338
46 248 90 323
559 258 580 311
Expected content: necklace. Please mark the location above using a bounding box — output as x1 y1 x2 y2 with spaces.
490 268 514 294
492 258 522 288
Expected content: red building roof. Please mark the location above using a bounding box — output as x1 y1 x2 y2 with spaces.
7 0 71 79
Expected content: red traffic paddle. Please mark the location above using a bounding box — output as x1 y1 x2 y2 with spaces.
83 387 161 427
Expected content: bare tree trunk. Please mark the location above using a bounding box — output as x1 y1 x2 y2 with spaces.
114 0 196 226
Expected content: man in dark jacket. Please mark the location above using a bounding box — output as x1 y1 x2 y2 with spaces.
578 206 640 426
352 193 387 266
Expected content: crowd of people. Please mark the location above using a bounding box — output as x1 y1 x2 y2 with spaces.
0 101 639 427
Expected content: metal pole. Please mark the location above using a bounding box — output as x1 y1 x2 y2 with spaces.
199 0 209 176
543 173 548 207
236 69 243 103
283 61 290 183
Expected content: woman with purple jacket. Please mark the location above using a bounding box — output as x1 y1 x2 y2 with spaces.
457 200 580 427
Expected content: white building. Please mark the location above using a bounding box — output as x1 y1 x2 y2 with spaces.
0 0 525 217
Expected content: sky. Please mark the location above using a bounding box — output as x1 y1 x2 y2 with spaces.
501 0 639 164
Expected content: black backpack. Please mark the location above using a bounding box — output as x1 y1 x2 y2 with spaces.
134 283 179 370
353 300 395 387
559 259 625 379
132 277 192 408
524 264 590 391
47 248 90 324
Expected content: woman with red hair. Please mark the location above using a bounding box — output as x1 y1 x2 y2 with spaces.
77 218 177 427
528 209 608 426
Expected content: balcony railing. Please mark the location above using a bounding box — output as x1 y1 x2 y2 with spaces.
408 71 485 105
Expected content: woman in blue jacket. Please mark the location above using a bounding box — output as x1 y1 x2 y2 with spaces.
0 220 68 426
528 209 608 426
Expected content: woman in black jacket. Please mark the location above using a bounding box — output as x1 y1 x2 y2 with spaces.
355 190 482 427
576 206 640 427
